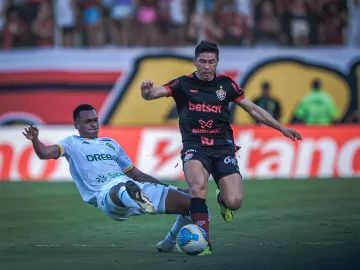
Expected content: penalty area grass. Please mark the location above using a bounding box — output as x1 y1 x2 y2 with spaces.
0 178 359 270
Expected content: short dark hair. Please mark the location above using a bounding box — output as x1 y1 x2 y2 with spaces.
312 79 321 89
195 40 219 59
73 104 96 121
262 81 270 90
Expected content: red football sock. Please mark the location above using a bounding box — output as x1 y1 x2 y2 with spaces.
190 198 210 243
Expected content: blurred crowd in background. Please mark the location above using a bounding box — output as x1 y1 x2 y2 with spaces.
0 0 359 49
0 0 359 124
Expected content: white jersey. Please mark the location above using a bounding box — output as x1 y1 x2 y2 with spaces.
57 135 134 204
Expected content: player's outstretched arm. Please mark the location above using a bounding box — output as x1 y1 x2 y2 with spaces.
140 80 169 100
22 124 61 159
236 98 302 141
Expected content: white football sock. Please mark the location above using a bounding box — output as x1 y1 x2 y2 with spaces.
118 186 140 209
165 215 192 241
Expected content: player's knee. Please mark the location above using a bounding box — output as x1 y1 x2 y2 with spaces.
224 194 243 210
190 183 207 199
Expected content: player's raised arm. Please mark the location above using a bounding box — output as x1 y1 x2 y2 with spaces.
22 124 61 159
140 80 169 100
236 98 302 141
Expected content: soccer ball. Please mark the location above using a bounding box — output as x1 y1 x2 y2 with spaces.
176 224 209 256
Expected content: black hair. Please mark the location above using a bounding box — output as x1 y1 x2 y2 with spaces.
262 81 270 90
312 79 321 89
73 104 96 121
195 40 219 59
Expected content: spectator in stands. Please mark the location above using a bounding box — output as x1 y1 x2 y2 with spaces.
347 0 360 47
106 0 135 46
0 0 9 42
136 0 159 46
0 0 351 48
187 0 224 45
215 0 251 46
294 79 339 125
19 0 43 28
78 0 106 47
304 0 322 46
1 5 28 49
55 0 75 47
253 0 282 47
168 0 187 46
235 0 251 17
285 0 310 46
253 81 282 123
320 0 348 45
31 0 54 47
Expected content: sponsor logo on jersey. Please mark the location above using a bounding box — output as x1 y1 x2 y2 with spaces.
86 154 117 162
199 119 213 128
108 172 125 178
184 149 196 154
96 175 107 183
188 101 222 113
184 153 193 161
224 156 237 165
192 128 221 134
82 141 90 144
216 87 226 101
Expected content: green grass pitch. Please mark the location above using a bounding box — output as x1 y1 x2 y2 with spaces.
0 179 359 270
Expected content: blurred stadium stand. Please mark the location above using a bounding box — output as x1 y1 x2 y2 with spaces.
0 0 358 49
0 0 359 124
0 0 359 182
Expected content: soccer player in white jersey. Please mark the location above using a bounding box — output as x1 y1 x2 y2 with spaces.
22 104 209 255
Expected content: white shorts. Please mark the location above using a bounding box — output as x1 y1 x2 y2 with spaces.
95 177 169 221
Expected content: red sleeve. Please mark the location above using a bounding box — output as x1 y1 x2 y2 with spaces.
234 95 245 103
162 78 180 97
231 81 245 102
163 85 172 96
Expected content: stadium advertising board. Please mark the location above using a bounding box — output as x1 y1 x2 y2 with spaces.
0 48 359 126
0 126 359 181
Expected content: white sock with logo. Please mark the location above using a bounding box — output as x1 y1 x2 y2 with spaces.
165 215 192 242
118 186 140 209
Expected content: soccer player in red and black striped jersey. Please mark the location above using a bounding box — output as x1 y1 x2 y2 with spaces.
141 41 302 255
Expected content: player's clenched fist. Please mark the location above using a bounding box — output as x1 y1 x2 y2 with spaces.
140 78 173 100
22 124 39 141
141 80 155 100
141 80 154 91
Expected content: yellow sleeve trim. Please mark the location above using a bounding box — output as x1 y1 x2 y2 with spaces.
56 144 64 156
122 164 135 173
